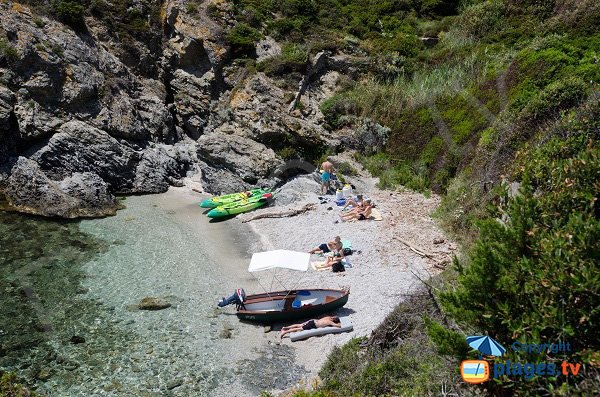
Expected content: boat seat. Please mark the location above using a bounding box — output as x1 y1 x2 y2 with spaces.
325 295 337 303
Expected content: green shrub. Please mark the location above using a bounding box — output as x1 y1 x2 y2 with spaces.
276 146 297 160
421 136 445 166
424 317 469 357
519 76 588 123
0 39 18 60
0 372 41 396
319 94 358 129
440 138 600 394
335 161 357 177
281 43 308 64
52 0 87 31
257 43 308 76
33 17 46 28
360 152 391 176
226 23 263 57
370 32 423 57
185 2 198 14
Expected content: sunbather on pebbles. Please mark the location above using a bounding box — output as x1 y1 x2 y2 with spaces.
340 199 373 221
342 194 365 210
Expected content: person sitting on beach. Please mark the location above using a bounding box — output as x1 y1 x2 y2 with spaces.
342 194 365 211
321 240 345 272
309 236 342 254
340 200 373 221
320 158 334 194
280 316 341 339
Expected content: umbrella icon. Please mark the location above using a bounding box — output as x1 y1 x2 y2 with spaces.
466 335 506 357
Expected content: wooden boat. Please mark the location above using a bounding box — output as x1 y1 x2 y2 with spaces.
217 250 350 323
236 288 349 323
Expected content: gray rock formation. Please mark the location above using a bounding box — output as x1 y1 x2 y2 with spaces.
4 157 118 218
197 132 282 191
0 1 349 218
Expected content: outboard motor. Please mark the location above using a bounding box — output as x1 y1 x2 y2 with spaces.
217 288 246 309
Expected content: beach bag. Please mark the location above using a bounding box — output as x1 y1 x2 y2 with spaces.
343 248 353 256
332 262 345 273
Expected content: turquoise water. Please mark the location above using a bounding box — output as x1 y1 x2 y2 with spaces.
0 192 306 396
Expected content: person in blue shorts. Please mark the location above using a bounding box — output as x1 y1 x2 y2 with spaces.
321 158 334 194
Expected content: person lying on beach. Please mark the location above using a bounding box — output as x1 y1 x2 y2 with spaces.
342 194 364 210
340 200 373 221
280 316 341 338
309 236 342 254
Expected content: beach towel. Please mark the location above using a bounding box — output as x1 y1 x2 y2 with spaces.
311 261 330 271
290 316 353 342
370 208 383 221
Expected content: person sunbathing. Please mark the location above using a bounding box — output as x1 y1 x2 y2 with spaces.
342 194 364 210
309 236 341 254
341 200 373 221
280 315 341 338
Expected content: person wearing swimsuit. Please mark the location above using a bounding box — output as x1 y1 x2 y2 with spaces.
280 316 341 338
320 158 334 194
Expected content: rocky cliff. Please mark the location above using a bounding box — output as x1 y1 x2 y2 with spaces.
0 1 349 217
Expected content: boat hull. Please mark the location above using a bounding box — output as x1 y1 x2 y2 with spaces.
206 194 272 218
235 289 349 323
199 188 268 208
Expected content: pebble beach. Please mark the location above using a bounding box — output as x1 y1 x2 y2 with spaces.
237 174 457 392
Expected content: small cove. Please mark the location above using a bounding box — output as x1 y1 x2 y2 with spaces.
0 188 307 396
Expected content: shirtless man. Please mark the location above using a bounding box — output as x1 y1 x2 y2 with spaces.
280 315 341 339
320 158 334 194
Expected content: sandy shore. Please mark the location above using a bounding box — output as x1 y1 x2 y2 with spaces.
224 172 458 393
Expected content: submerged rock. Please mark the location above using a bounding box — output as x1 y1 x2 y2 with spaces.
138 297 171 311
69 335 86 344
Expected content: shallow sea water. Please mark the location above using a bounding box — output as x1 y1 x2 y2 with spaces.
0 191 307 396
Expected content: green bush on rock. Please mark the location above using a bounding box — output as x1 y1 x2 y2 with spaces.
227 23 263 57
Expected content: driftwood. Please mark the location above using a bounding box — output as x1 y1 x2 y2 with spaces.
393 237 435 259
394 237 452 269
192 188 203 194
241 203 316 223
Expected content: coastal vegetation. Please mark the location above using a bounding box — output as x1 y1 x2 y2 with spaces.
223 0 599 395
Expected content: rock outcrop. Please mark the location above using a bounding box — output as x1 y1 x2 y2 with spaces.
0 1 348 217
4 157 118 218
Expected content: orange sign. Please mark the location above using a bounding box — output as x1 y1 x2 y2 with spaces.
461 360 490 384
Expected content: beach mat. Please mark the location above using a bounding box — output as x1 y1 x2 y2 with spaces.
290 316 353 342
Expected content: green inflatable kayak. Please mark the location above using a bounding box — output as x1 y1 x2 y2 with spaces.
207 193 273 218
199 188 269 208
